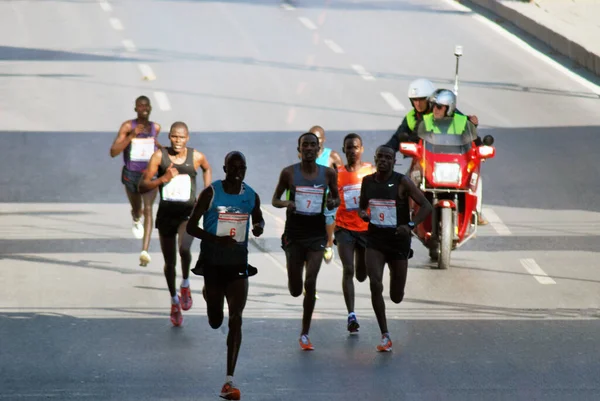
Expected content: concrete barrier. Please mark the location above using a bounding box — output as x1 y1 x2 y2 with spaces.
464 0 600 76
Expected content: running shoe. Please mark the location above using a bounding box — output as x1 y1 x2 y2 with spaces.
139 250 151 267
180 286 193 311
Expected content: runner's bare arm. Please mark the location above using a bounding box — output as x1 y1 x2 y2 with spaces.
325 167 340 210
400 176 432 226
194 150 212 188
186 186 237 246
330 150 344 170
358 176 370 222
186 186 213 240
153 123 163 150
110 120 135 157
272 167 294 210
138 150 171 193
251 193 265 237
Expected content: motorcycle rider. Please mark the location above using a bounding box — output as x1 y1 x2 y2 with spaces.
420 89 488 225
384 79 479 150
384 80 487 225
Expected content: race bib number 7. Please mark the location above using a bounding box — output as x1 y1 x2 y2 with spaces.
342 183 361 211
216 213 249 242
295 186 324 215
162 174 191 202
368 199 397 227
129 138 155 162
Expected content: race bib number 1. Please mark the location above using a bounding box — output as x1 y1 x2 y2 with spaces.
216 213 249 242
368 199 397 227
162 175 191 202
295 186 324 215
342 183 361 211
129 138 155 162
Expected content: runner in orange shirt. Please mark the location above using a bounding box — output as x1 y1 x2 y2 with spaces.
335 133 375 334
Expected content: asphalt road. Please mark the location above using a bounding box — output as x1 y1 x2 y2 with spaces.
1 0 600 400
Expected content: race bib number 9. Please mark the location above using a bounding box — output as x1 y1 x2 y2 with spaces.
368 199 397 227
216 213 249 242
129 138 155 162
162 174 191 202
342 183 361 211
295 186 324 215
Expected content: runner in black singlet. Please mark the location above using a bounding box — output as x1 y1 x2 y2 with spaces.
139 121 212 326
272 132 340 351
358 145 432 352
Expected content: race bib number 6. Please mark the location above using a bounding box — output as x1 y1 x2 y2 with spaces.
295 186 324 215
216 213 249 242
368 199 397 227
342 183 361 211
129 138 155 162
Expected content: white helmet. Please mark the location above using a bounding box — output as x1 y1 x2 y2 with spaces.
430 89 456 116
407 79 436 99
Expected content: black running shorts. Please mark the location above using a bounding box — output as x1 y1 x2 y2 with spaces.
366 235 413 262
334 227 368 249
192 258 257 286
121 166 144 194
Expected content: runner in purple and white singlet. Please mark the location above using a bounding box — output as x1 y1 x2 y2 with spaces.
110 95 162 267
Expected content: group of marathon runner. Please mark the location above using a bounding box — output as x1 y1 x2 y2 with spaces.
109 79 485 400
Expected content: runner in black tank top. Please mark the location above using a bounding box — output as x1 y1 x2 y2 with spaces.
283 163 327 242
272 132 340 351
139 121 212 327
156 145 197 231
358 145 432 353
361 171 411 256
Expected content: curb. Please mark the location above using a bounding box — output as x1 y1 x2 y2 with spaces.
463 0 600 77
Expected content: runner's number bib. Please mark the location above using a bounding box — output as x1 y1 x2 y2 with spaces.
162 174 191 202
129 138 155 162
368 199 397 227
342 183 361 211
216 213 249 242
295 186 324 215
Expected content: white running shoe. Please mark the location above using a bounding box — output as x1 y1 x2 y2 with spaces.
323 246 334 264
139 250 151 267
132 219 144 239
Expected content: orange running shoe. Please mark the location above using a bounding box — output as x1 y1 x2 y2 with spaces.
376 333 392 352
220 382 241 400
180 286 193 311
299 334 314 351
170 302 183 327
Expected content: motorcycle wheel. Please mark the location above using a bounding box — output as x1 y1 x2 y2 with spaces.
438 207 453 270
429 245 439 261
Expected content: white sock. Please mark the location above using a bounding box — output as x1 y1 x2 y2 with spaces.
171 295 179 305
225 375 234 384
348 312 355 317
181 278 190 288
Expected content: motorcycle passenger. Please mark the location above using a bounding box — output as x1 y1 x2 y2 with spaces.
384 79 480 150
422 89 488 226
424 89 480 141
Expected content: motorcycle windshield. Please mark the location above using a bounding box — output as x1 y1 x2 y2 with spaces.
417 121 476 154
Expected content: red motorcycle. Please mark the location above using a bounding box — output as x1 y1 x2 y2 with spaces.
399 130 496 269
